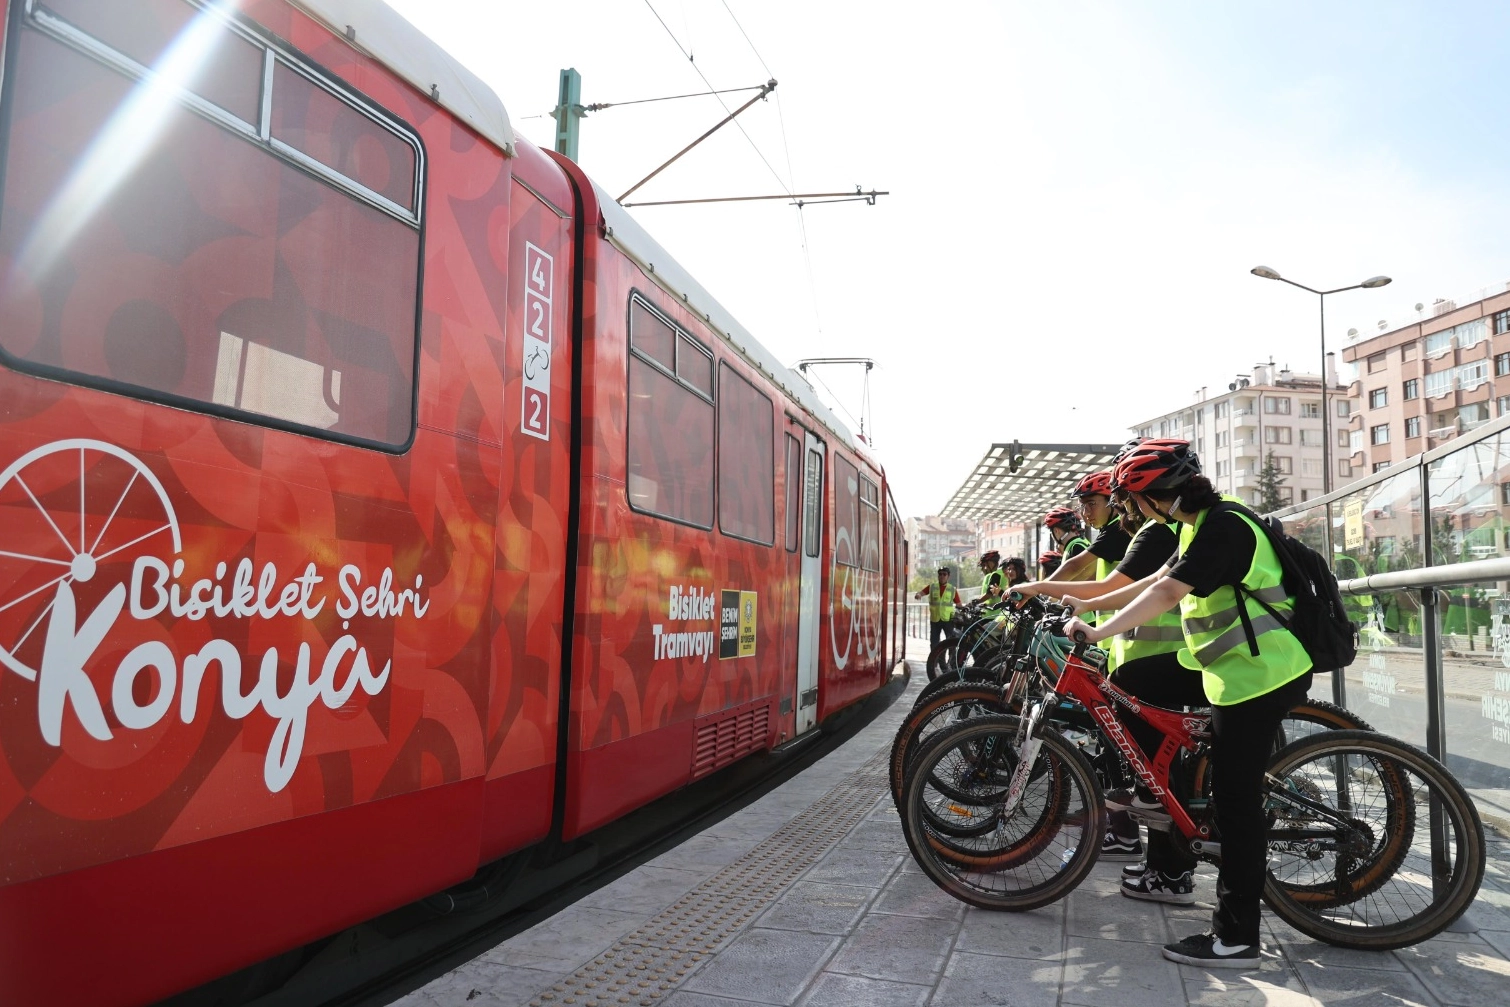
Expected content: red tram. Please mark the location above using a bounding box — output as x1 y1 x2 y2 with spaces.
0 2 907 1004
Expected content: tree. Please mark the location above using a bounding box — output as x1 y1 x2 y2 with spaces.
1257 451 1289 514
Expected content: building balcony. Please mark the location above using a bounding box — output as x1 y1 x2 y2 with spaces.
1428 426 1457 441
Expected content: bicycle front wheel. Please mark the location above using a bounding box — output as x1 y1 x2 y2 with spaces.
1263 729 1486 950
902 714 1105 912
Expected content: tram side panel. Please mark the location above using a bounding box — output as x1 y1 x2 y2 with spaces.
0 3 538 1003
558 194 801 839
817 448 887 720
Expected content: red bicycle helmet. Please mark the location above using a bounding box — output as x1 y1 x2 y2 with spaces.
1044 505 1081 530
1112 438 1202 494
1072 470 1115 498
1038 550 1063 574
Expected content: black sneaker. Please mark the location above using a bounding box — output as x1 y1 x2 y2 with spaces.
1162 933 1261 968
1121 861 1147 880
1121 869 1195 905
1099 830 1143 862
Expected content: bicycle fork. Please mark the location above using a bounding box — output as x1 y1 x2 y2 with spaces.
999 692 1055 817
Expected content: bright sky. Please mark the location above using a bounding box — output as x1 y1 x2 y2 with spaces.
386 0 1510 517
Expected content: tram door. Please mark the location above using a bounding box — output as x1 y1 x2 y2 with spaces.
795 432 825 734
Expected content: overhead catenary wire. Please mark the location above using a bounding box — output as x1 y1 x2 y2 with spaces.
641 0 792 198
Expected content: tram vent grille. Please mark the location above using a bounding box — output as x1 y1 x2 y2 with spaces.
692 705 769 778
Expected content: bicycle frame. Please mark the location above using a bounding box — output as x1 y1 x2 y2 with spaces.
1021 646 1213 841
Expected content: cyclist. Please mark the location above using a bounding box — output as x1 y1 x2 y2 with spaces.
1002 556 1029 588
978 550 1008 609
1044 506 1092 561
1037 550 1062 578
915 566 961 649
1040 471 1131 588
1064 438 1314 969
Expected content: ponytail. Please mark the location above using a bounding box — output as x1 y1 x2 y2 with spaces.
1147 475 1222 514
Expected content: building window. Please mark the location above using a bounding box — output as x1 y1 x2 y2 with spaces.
1405 416 1421 438
1401 342 1418 362
1343 429 1356 449
1497 352 1510 377
1366 353 1386 373
784 435 801 552
1301 489 1311 502
1459 318 1490 349
1216 459 1231 478
1498 395 1510 417
1301 458 1322 477
1457 360 1490 391
1368 388 1387 409
1339 459 1353 478
1424 329 1453 356
1278 487 1294 505
1272 455 1293 474
1403 378 1419 400
0 4 426 448
1264 396 1291 415
627 298 715 527
1373 461 1391 473
1299 428 1320 447
1215 430 1229 449
1424 369 1454 398
1496 310 1510 335
717 363 775 545
1371 423 1390 445
1300 401 1320 418
1336 400 1351 417
1502 482 1510 506
1213 401 1229 419
1264 426 1292 445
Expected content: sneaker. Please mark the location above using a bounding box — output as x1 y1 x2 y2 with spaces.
1121 861 1148 880
1099 830 1143 862
1161 933 1261 968
1121 869 1195 905
1104 788 1168 820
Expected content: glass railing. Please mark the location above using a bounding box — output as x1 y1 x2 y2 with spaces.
1270 410 1510 837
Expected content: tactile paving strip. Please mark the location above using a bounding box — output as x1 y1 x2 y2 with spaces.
529 745 892 1007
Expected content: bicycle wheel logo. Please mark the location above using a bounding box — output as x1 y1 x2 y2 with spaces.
0 439 181 684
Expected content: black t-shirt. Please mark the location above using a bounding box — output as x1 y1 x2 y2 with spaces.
1167 510 1257 597
1116 521 1178 581
1088 518 1131 564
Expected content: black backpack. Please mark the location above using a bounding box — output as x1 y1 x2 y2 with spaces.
1209 502 1360 673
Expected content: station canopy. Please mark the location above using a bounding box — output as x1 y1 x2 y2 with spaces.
940 442 1124 524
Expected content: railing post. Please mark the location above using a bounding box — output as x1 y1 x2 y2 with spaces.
1325 501 1347 708
1421 586 1444 760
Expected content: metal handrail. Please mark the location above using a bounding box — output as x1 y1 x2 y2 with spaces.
1337 556 1510 595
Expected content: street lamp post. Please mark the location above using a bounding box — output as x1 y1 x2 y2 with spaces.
1249 267 1392 497
1250 266 1391 709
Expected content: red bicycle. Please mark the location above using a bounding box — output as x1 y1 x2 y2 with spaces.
899 610 1486 950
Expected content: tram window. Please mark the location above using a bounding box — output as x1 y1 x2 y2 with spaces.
40 0 263 123
833 455 860 568
859 476 880 572
784 434 802 553
717 364 774 545
0 4 423 449
627 296 714 528
272 63 417 210
803 450 823 558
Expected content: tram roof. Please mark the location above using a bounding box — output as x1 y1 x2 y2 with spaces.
292 0 516 157
940 443 1123 524
593 182 873 465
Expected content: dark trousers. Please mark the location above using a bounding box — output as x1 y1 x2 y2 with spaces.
1108 653 1206 872
1208 671 1313 946
929 621 954 649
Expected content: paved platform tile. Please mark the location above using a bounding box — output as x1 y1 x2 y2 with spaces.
1060 935 1185 1007
682 927 839 1005
798 972 930 1007
757 882 876 935
931 949 1059 1007
825 913 956 985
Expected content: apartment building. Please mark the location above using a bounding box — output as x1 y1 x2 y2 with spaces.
1340 287 1510 474
977 519 1029 562
1130 362 1341 508
905 515 978 567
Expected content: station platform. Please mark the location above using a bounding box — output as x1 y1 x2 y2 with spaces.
396 656 1510 1007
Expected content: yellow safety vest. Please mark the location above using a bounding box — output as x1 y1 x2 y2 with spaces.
1111 521 1185 670
1093 517 1122 583
980 569 1006 609
1175 502 1312 705
927 582 956 622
